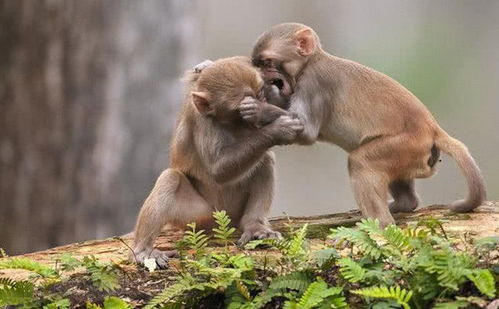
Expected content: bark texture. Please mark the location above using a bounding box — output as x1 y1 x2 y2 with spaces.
0 0 197 254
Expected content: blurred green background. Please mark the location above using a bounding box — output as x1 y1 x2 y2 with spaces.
1 0 497 254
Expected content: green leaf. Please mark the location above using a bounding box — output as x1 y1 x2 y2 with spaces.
466 269 496 298
352 285 412 309
337 257 365 283
103 296 132 309
0 257 58 278
0 278 34 306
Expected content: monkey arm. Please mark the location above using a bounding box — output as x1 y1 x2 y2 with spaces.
288 96 321 145
207 134 275 184
254 104 290 127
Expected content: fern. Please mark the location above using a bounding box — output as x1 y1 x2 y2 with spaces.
82 256 120 292
288 224 308 258
352 285 413 309
432 300 469 309
268 271 314 293
0 257 58 278
423 250 473 290
314 248 339 268
144 280 192 309
0 277 34 306
285 278 344 309
329 227 383 259
212 210 236 246
86 296 131 309
466 269 496 298
183 222 209 257
337 257 365 283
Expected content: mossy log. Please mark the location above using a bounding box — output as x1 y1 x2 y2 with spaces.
1 201 498 281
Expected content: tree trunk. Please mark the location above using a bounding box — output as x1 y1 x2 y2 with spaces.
0 0 198 255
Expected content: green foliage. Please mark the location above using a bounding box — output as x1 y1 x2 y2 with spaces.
352 285 412 309
0 277 34 306
0 257 58 278
1 213 497 308
213 210 237 246
86 296 132 309
337 257 365 282
81 256 120 292
466 269 496 298
284 278 346 309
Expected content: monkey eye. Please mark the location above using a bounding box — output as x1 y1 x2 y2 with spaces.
262 59 273 68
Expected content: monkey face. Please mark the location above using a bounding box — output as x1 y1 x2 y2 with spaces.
194 57 268 123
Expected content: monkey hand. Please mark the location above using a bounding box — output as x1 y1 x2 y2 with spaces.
239 96 264 127
267 115 304 145
131 248 179 269
237 224 282 246
193 59 214 73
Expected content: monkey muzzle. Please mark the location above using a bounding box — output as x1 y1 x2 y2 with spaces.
263 68 292 97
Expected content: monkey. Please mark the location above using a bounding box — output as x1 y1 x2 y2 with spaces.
249 23 486 227
131 56 304 267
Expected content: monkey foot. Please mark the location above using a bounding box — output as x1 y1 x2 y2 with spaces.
132 248 179 269
237 226 282 246
389 198 419 213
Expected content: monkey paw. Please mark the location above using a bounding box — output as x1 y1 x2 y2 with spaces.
237 226 282 246
239 96 262 125
271 115 304 144
132 248 178 269
193 59 214 73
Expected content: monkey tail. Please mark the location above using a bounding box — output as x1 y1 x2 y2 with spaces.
434 129 486 212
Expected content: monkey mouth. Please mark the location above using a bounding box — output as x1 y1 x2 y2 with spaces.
264 70 292 97
271 78 285 90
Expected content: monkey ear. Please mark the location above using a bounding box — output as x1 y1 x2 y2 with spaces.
294 28 316 56
192 92 214 116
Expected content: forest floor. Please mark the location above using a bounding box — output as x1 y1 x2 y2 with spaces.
1 202 498 308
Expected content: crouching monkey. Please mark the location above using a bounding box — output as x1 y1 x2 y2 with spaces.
131 57 303 267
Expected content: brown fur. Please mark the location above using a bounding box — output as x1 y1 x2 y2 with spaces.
131 57 303 266
252 23 486 226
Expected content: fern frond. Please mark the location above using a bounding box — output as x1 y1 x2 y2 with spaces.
352 285 412 309
213 210 236 245
0 277 34 306
337 257 365 283
314 248 339 268
329 227 382 259
296 278 342 309
0 257 57 278
432 300 469 309
268 271 314 293
382 224 412 251
423 251 473 290
144 281 191 308
183 222 209 257
288 224 308 257
466 269 496 298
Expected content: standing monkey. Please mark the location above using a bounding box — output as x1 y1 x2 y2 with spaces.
249 23 486 227
132 56 303 266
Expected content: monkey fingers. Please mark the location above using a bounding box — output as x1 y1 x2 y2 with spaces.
134 248 178 269
193 59 214 73
237 227 282 246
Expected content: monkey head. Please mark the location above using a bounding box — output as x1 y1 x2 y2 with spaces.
252 23 321 99
191 56 276 124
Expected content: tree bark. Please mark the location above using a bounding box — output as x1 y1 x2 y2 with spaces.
0 0 197 254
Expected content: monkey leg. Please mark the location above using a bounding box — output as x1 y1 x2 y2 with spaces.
347 136 419 227
132 169 212 267
237 155 281 245
389 179 420 213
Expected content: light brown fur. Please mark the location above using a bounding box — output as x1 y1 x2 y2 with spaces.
251 23 486 226
131 56 303 266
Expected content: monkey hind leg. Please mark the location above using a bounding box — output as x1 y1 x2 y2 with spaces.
348 155 395 227
132 169 212 267
389 179 419 213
